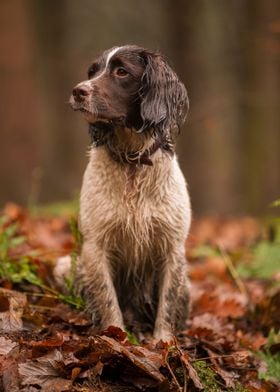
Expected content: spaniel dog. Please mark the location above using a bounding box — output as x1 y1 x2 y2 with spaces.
67 45 191 341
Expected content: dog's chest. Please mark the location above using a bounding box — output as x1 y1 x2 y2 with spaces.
80 149 177 256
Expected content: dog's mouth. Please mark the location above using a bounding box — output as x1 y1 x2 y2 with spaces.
70 98 126 127
76 107 89 113
70 102 99 122
76 107 113 125
71 104 90 114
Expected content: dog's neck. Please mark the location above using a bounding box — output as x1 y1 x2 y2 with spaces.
88 122 173 166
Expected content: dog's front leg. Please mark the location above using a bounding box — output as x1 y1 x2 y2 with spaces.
153 250 190 341
77 241 125 330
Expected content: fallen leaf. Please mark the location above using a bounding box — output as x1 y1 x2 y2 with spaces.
21 332 64 348
191 281 248 320
94 335 165 382
237 330 267 351
48 303 91 326
179 352 203 389
0 288 27 331
190 257 227 280
1 355 21 392
3 203 26 222
18 349 72 391
0 336 17 355
101 325 127 341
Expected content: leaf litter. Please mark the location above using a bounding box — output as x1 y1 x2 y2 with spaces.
0 203 280 391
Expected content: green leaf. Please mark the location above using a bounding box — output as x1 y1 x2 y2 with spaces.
190 244 220 259
257 329 280 383
238 241 280 279
269 199 280 208
126 330 139 345
9 236 26 248
258 351 280 382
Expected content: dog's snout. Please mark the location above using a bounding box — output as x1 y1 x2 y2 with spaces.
72 84 90 102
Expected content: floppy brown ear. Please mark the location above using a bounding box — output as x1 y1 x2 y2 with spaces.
140 51 189 135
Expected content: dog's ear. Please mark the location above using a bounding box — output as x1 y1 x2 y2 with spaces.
139 51 189 134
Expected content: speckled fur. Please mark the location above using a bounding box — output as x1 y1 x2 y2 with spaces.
77 128 191 341
60 45 192 341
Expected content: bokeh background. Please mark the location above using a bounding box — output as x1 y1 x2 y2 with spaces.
1 0 280 215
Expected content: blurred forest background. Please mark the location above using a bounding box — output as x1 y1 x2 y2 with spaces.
0 0 279 215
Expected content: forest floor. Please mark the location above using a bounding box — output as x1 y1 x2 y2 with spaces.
0 202 280 391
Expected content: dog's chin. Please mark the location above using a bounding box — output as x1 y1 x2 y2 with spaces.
72 104 127 128
83 111 105 123
74 108 110 124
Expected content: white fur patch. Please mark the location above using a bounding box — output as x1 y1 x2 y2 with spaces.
92 46 121 81
53 255 72 289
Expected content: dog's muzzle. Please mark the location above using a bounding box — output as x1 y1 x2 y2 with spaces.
72 83 91 103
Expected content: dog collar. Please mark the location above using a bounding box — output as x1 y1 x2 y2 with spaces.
109 136 171 166
88 122 173 166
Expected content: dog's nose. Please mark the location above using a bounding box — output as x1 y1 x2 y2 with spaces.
72 84 90 102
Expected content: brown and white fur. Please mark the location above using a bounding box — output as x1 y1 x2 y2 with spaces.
56 45 191 341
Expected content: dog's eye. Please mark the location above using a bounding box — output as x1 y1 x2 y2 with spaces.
114 67 129 77
88 63 99 78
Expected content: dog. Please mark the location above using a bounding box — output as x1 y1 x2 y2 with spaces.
66 45 191 341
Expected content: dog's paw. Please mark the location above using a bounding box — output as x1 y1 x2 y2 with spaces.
153 327 175 343
53 255 72 291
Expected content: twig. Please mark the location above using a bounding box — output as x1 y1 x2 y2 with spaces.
191 351 250 362
182 365 187 392
27 304 54 310
218 245 248 298
165 346 182 392
38 284 61 295
24 291 59 299
174 340 188 392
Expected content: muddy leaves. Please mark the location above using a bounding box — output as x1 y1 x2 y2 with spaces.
0 204 280 391
2 328 168 391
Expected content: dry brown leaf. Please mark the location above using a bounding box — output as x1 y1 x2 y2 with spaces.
179 352 203 389
0 288 27 332
18 349 72 391
22 332 64 348
192 283 247 318
95 335 165 382
237 330 267 351
0 336 17 355
188 217 261 250
101 325 128 341
0 355 21 392
188 313 238 353
3 203 26 221
190 257 227 280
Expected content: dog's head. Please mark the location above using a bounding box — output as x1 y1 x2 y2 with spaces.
70 45 189 137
